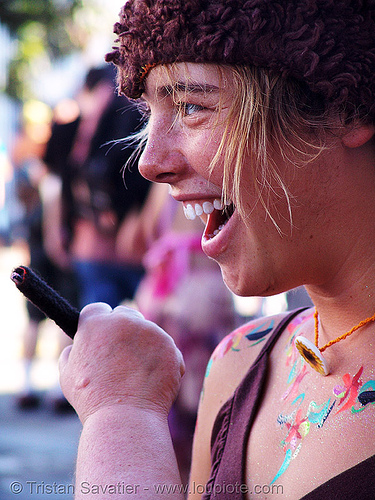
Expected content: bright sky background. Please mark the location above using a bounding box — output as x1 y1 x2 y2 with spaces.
31 0 126 105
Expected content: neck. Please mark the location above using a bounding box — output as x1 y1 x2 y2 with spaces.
307 262 375 328
304 266 375 370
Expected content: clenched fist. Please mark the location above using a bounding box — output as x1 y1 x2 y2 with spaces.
59 302 185 423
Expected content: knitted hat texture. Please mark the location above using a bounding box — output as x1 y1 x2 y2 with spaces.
106 0 375 120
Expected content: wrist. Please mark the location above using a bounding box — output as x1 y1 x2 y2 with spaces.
78 395 170 426
82 400 168 427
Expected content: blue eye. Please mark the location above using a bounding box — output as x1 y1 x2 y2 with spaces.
181 103 204 116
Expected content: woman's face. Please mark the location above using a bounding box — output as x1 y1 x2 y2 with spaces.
138 63 344 296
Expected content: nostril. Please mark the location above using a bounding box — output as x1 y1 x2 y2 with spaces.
155 172 177 183
138 145 188 183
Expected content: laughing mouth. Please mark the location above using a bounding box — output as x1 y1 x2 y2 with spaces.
183 198 235 239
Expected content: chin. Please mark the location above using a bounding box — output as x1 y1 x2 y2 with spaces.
221 266 279 298
220 268 252 297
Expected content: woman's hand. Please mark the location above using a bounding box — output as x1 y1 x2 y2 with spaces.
59 302 185 424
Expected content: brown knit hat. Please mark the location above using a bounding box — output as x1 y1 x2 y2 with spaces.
106 0 375 121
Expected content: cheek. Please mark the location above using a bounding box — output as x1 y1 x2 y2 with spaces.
183 130 224 181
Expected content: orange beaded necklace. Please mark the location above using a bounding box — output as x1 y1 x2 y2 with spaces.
295 308 375 376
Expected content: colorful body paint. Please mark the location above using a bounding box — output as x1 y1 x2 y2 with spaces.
270 449 292 485
209 318 275 364
334 367 363 415
270 313 374 485
203 310 374 486
353 381 375 413
307 399 335 427
244 320 275 346
282 364 308 402
358 390 375 405
203 318 275 383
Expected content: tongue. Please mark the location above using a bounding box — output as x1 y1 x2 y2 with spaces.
204 209 227 239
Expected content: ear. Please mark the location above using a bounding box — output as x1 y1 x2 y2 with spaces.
342 123 375 148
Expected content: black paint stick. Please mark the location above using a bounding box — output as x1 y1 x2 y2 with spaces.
11 266 79 339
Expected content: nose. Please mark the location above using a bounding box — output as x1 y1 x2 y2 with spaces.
138 120 189 185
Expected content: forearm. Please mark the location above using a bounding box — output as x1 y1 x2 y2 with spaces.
58 303 185 499
75 406 184 500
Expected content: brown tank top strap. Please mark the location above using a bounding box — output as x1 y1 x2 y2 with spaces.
203 307 307 499
253 307 307 367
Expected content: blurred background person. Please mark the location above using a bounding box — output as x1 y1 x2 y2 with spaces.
43 65 151 310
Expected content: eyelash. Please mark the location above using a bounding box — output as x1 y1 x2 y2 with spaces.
136 99 207 124
176 102 205 116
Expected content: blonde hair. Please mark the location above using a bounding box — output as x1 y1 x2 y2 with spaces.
213 65 335 232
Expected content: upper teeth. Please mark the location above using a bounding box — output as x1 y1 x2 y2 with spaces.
183 199 224 220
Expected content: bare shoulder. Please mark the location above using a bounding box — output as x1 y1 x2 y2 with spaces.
188 311 296 497
203 312 298 404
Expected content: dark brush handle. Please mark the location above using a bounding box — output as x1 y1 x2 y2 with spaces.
11 266 80 339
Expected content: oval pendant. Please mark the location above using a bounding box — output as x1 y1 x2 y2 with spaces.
295 336 330 376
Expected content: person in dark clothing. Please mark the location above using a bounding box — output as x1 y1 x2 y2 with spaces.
44 65 151 309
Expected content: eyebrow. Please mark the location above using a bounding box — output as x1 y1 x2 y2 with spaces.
155 81 220 98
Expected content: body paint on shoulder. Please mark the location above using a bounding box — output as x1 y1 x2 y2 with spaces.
244 319 275 346
204 318 276 379
204 357 213 379
210 318 276 362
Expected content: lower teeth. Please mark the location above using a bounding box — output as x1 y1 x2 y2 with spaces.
207 203 235 239
211 224 225 238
